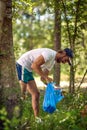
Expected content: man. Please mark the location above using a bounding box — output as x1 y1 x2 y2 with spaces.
16 48 73 119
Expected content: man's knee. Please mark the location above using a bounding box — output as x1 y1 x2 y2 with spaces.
33 91 40 100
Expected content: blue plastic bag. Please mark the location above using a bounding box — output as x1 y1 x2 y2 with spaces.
43 83 56 113
43 82 64 113
54 88 64 104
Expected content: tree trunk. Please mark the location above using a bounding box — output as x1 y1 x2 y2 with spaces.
69 63 75 93
69 0 81 93
0 0 19 119
61 0 81 93
53 0 61 86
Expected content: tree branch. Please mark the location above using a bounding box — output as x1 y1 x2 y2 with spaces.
61 0 72 47
77 69 87 90
72 0 81 49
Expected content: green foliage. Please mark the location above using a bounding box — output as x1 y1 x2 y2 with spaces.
0 108 10 130
13 13 54 59
13 0 87 78
0 91 87 130
4 90 87 130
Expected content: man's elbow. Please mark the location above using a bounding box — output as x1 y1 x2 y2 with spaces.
31 63 35 70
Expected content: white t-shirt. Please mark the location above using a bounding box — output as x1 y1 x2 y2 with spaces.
17 48 57 72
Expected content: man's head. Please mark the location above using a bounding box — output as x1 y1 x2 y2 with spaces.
56 48 73 65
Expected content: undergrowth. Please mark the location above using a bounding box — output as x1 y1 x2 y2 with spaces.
0 90 87 130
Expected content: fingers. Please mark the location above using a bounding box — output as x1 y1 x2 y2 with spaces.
46 77 53 83
40 77 47 84
40 76 53 84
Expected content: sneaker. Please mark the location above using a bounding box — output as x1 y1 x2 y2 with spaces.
35 117 42 123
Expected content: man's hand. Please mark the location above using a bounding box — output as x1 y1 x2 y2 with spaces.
40 76 53 84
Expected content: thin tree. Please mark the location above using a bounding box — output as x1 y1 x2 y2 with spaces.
61 0 81 93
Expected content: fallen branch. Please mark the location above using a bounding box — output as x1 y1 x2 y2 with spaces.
77 69 87 90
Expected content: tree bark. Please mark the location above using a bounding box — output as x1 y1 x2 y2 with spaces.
0 0 19 119
53 0 61 86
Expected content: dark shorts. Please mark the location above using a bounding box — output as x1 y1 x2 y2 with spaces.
16 63 34 83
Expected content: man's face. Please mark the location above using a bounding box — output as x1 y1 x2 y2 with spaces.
61 56 70 64
56 54 70 65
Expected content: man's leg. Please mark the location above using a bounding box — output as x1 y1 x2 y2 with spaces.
27 80 40 117
19 80 27 99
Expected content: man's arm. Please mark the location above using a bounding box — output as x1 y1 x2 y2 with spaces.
31 55 52 83
40 69 50 84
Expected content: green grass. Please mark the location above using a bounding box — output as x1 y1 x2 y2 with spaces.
1 90 87 130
